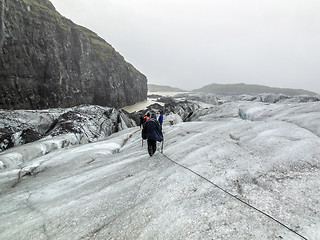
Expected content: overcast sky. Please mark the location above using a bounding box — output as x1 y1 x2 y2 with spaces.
50 0 320 93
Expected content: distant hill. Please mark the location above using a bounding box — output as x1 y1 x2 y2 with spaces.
192 83 318 96
148 84 186 92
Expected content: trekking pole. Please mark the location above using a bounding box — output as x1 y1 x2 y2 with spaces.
161 139 164 153
142 139 144 147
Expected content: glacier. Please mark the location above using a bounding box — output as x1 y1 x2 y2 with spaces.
0 94 319 239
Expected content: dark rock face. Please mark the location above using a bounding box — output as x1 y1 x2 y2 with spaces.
128 97 202 126
0 105 136 152
0 0 147 110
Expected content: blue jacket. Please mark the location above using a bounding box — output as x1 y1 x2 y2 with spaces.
142 118 163 142
158 114 164 124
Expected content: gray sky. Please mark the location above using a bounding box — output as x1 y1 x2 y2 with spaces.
50 0 320 94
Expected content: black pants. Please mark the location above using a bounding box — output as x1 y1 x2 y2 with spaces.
147 139 157 156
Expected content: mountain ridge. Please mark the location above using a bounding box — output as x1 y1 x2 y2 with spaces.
192 83 318 96
148 83 318 96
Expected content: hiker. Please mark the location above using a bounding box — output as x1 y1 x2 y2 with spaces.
143 112 150 123
142 113 163 156
158 111 164 127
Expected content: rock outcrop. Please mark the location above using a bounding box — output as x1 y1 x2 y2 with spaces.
0 0 147 110
0 105 136 153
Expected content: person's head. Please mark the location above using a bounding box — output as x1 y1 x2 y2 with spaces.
147 112 150 117
151 113 156 119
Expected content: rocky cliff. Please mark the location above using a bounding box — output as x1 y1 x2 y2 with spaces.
0 0 148 110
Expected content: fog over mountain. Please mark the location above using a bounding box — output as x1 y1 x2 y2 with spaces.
50 0 320 94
